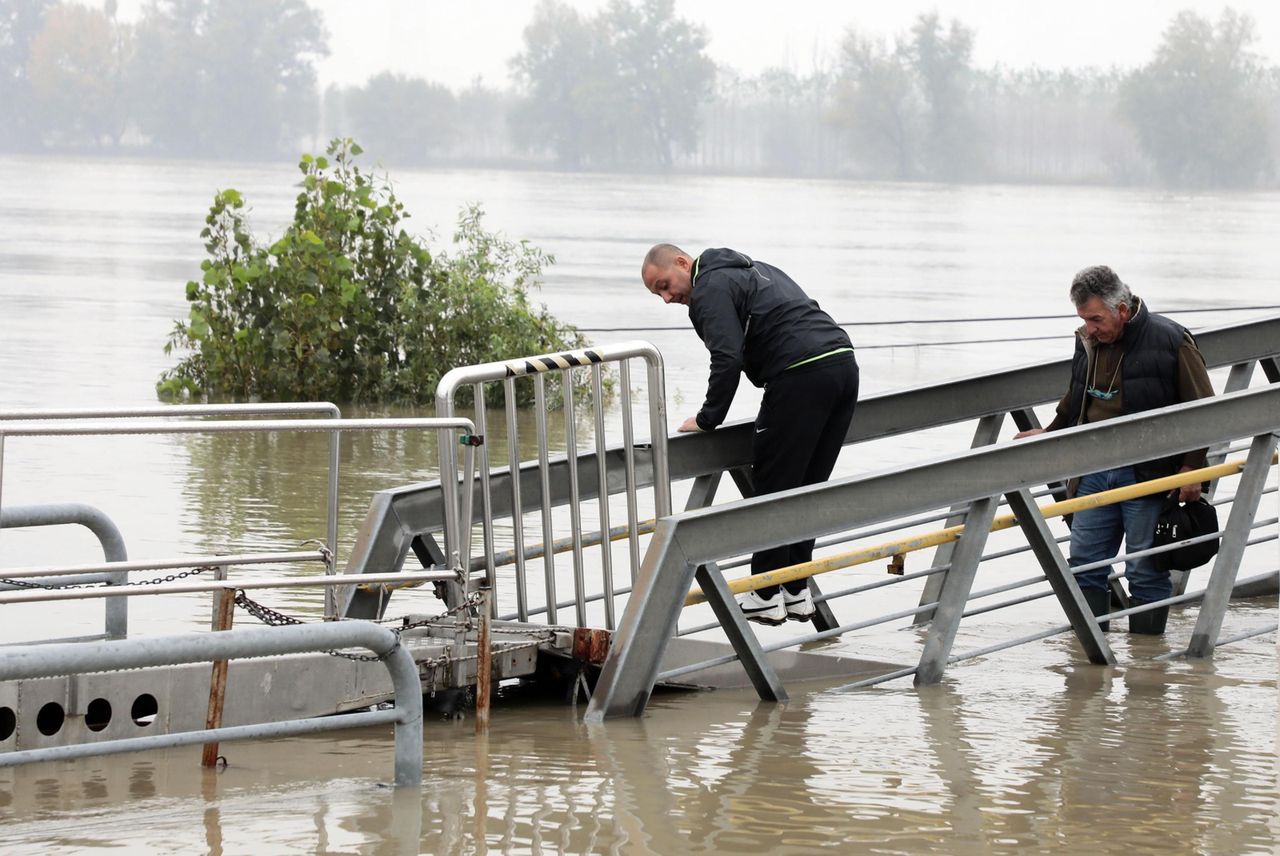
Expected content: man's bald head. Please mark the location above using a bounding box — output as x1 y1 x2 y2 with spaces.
642 243 689 273
641 243 695 306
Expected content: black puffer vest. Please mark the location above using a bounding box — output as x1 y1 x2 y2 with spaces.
1062 298 1192 481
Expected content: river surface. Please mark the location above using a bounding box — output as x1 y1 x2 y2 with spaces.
0 154 1277 854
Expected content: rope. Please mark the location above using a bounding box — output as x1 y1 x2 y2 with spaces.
576 303 1280 334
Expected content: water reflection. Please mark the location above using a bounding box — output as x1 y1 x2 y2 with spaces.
0 653 1274 854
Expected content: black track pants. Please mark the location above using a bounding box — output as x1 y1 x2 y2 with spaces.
749 353 859 598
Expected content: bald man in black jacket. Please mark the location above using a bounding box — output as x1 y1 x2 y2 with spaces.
641 244 859 625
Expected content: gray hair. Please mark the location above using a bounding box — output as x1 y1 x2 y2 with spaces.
1069 265 1132 312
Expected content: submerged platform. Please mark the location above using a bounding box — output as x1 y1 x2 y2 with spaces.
0 613 905 754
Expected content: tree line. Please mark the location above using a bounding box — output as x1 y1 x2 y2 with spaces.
2 0 1277 187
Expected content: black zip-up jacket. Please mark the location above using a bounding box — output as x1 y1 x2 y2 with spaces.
689 248 853 430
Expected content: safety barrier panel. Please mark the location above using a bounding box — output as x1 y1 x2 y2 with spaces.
365 341 671 629
0 621 424 787
585 383 1280 719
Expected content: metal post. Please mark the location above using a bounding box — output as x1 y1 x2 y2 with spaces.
644 352 672 518
694 563 788 701
619 361 642 584
584 523 693 721
202 570 235 767
473 382 497 606
1170 362 1257 598
438 419 461 594
459 442 477 594
914 413 1004 626
475 587 492 734
591 363 616 629
563 373 587 627
1004 489 1114 665
325 427 340 618
1187 432 1279 658
503 378 529 621
534 374 557 623
914 495 999 685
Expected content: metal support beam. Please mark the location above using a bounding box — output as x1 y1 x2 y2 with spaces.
914 496 999 685
1261 356 1280 384
727 465 754 500
1172 361 1259 597
584 523 694 722
914 413 1005 626
684 472 721 512
694 564 788 701
1005 489 1114 665
1186 432 1279 658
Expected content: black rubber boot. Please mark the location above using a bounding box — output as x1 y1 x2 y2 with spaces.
1082 588 1111 632
1128 600 1169 635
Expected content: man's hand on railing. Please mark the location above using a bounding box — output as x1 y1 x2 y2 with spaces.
677 416 703 433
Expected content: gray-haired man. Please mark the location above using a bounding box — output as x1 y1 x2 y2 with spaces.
1015 265 1213 634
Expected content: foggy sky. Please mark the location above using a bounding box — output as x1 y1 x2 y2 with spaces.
309 0 1280 90
98 0 1280 90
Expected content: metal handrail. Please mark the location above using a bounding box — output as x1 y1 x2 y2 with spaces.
831 567 1280 690
339 317 1279 636
684 453 1278 604
0 402 342 567
0 570 459 606
0 549 325 579
586 384 1280 719
0 416 477 621
0 621 424 787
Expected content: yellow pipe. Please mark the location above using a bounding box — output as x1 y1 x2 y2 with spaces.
684 453 1275 607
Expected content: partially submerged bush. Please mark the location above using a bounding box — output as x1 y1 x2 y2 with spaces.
158 138 591 406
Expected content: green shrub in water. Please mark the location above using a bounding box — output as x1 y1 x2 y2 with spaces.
158 138 593 406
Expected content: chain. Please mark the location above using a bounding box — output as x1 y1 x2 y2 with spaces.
1 564 212 592
233 589 499 663
126 565 213 586
233 589 305 627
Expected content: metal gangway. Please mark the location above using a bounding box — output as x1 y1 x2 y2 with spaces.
331 316 1278 717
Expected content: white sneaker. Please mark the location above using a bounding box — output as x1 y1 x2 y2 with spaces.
783 588 815 621
737 589 786 626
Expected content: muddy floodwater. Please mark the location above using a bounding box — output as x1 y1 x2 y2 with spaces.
0 155 1277 853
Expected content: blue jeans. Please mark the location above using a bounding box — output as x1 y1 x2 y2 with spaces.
1068 466 1169 603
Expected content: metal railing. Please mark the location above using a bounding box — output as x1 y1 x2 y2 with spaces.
585 383 1280 719
1 502 130 639
343 341 671 628
0 402 341 560
0 413 478 625
0 621 424 787
335 317 1280 635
